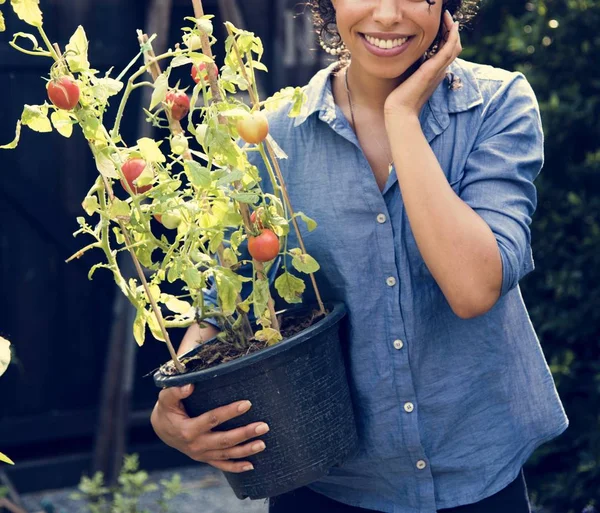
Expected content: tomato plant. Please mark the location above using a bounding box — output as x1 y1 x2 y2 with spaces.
47 76 80 110
191 62 218 84
248 229 279 262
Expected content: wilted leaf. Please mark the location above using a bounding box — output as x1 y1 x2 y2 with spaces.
109 198 130 219
92 146 120 178
0 120 21 149
296 211 317 232
82 195 99 216
275 272 305 304
50 110 74 137
133 309 146 346
21 104 52 132
253 278 270 319
0 452 14 465
0 12 6 32
214 267 244 316
150 73 168 111
291 250 320 274
145 309 166 342
254 328 282 346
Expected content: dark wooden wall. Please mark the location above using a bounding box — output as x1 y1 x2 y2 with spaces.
0 0 331 493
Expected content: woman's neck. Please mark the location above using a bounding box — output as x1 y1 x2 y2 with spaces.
341 59 422 112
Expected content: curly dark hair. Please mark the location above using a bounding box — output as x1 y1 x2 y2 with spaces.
308 0 480 60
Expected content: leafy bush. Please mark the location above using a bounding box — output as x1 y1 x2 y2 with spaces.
462 0 600 511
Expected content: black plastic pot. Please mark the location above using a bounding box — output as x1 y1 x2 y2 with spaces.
153 301 358 500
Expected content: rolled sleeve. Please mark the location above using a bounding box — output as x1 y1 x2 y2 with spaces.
458 73 544 297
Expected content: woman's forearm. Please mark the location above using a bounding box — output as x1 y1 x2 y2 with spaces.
386 114 502 318
178 322 220 356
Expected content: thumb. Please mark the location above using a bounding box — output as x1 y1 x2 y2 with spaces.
159 383 194 407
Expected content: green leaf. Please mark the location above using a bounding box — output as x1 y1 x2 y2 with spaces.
91 77 123 103
214 267 243 315
133 309 146 347
21 104 51 132
0 335 11 377
82 195 99 216
10 0 43 27
109 198 131 219
163 295 193 315
253 278 270 319
0 120 21 149
296 211 317 232
230 192 259 204
291 249 320 274
65 26 90 72
12 31 41 50
275 271 305 304
137 137 166 163
184 161 212 188
0 452 14 465
183 267 204 289
150 73 168 111
50 110 75 138
216 169 244 186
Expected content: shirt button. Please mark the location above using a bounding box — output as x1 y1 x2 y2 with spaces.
416 460 427 470
386 276 396 287
404 402 414 413
393 339 404 350
377 213 387 224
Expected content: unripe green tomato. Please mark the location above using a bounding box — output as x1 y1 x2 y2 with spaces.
195 124 208 146
170 134 189 155
196 19 213 36
184 34 203 51
161 211 182 230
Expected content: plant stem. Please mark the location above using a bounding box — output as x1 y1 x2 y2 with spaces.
255 261 280 332
226 25 326 315
8 42 51 57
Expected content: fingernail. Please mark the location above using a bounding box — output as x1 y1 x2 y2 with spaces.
252 441 266 452
238 400 252 413
242 464 254 471
255 423 270 435
181 384 192 394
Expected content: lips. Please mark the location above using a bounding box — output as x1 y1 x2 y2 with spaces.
359 33 413 57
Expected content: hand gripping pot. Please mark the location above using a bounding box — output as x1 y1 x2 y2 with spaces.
153 301 358 500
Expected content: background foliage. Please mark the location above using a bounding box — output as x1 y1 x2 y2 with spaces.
462 0 600 511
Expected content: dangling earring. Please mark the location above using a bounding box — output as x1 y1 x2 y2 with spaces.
319 34 346 56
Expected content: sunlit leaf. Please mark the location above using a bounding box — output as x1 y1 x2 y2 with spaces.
65 25 89 72
10 0 43 27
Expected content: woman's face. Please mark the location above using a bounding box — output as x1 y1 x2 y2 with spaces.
331 0 444 78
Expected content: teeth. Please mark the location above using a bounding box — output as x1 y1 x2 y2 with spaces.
365 34 408 49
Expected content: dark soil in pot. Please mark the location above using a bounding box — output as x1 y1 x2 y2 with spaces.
153 301 358 500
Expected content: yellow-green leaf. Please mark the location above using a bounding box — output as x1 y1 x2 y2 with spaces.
21 104 51 132
109 197 130 219
0 335 11 376
137 137 165 163
0 120 21 149
145 310 166 342
214 268 243 316
10 0 42 27
92 77 123 103
0 11 6 32
275 272 305 304
92 146 120 178
150 73 168 111
65 25 90 72
0 452 14 465
50 110 74 138
183 268 204 289
253 278 270 319
254 328 282 346
296 211 317 232
133 309 146 347
164 296 193 315
82 195 99 216
291 250 320 274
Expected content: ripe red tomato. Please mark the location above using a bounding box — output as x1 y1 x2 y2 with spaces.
237 112 269 145
191 62 218 84
250 210 264 228
248 229 279 262
47 76 80 110
120 158 152 194
165 90 190 121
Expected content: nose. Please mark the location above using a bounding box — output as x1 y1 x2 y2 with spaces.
372 0 402 27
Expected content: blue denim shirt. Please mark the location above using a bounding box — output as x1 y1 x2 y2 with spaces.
206 58 568 512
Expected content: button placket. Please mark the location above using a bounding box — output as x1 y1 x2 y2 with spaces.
386 276 396 287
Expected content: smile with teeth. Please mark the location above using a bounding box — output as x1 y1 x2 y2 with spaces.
364 34 409 49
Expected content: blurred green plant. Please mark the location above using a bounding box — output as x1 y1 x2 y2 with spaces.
462 0 600 511
70 454 186 513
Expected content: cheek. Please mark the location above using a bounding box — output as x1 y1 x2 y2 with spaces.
407 3 443 45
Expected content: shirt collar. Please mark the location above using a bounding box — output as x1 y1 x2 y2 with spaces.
293 58 483 134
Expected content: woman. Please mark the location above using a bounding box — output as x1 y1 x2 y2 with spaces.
151 0 569 511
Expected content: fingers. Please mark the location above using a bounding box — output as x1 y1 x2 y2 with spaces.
202 421 270 450
202 439 266 461
186 399 254 432
207 459 256 474
439 11 462 62
157 383 195 412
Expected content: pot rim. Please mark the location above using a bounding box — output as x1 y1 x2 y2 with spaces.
154 301 346 387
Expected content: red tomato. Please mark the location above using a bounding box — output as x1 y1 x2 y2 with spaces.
250 210 264 228
237 112 269 145
120 158 152 194
191 62 218 84
248 229 279 262
165 90 190 121
47 76 80 110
